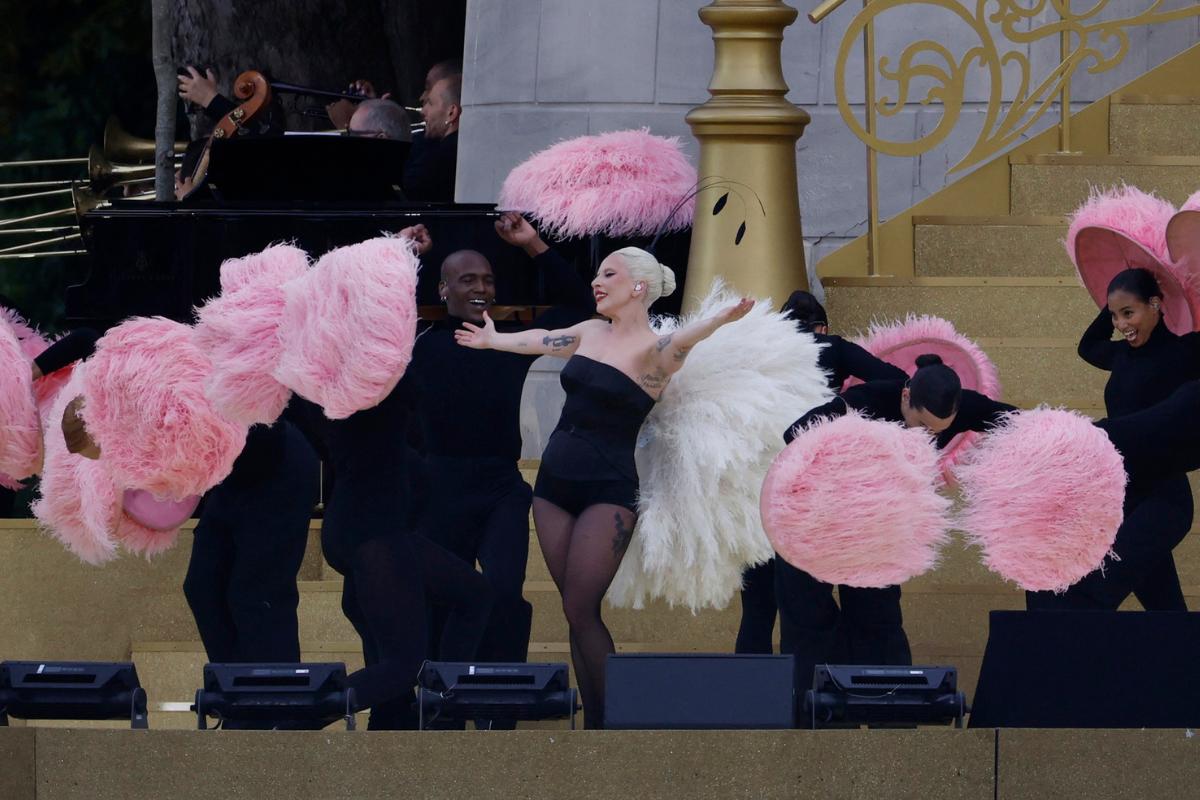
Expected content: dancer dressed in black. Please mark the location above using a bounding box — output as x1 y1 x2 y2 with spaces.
457 245 752 728
1028 269 1200 611
410 213 593 705
292 377 493 730
736 291 907 655
776 355 1016 690
182 414 319 669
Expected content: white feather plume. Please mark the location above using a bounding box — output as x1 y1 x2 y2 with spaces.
607 280 833 611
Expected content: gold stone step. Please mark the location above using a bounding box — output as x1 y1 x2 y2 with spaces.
1110 95 1200 156
913 216 1072 278
1009 155 1200 215
822 277 1096 340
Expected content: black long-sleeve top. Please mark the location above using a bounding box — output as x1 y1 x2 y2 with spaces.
785 380 1016 448
1078 308 1200 418
408 247 595 461
403 130 458 203
815 332 909 391
33 328 99 376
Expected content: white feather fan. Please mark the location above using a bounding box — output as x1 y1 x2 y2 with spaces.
606 281 833 611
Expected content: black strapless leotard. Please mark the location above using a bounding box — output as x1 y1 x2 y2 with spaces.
534 355 655 516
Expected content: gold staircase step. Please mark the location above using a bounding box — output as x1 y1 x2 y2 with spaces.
1110 101 1200 156
1009 155 1200 215
913 216 1073 278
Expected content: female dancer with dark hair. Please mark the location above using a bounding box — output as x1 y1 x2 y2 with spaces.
735 290 908 655
456 247 752 728
1028 268 1200 611
776 354 1016 688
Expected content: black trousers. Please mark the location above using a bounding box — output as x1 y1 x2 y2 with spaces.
1027 474 1192 611
735 558 798 654
183 422 319 664
421 457 534 666
774 557 912 692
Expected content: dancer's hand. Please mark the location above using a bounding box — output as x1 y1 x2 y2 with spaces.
399 224 432 254
717 298 754 325
495 211 548 256
455 311 496 349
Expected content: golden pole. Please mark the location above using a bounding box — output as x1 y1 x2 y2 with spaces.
862 0 881 277
683 0 811 310
1058 21 1071 153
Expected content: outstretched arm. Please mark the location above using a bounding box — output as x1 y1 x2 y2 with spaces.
454 312 595 356
653 298 754 375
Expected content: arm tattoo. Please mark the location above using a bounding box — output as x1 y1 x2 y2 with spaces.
638 368 670 392
612 512 634 555
542 334 577 351
655 334 673 352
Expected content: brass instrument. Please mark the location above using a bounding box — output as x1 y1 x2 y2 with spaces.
103 116 187 164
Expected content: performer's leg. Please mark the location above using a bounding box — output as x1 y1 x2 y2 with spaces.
735 558 778 654
183 500 237 663
837 585 911 667
1132 554 1187 611
343 533 427 730
533 498 590 714
558 503 636 730
476 478 535 664
774 558 841 692
416 535 493 660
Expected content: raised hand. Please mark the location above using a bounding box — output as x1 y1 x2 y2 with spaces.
399 224 432 255
494 211 548 256
178 66 218 107
454 311 497 349
718 298 755 325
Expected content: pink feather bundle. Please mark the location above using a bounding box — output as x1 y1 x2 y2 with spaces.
274 236 420 419
851 314 1002 473
760 413 952 587
498 129 697 238
1066 185 1199 334
0 309 42 484
194 244 310 426
1166 189 1200 269
80 317 246 499
954 407 1126 593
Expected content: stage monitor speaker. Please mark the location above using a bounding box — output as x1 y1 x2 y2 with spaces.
604 654 795 730
417 662 577 730
969 610 1200 728
0 661 147 728
194 662 355 730
805 665 966 729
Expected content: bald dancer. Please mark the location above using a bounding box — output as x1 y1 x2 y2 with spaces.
409 213 593 726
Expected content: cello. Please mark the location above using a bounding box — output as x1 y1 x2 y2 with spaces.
180 70 273 199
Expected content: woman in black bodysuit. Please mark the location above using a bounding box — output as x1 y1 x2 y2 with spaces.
456 246 752 728
1029 268 1200 611
735 290 908 655
776 355 1016 691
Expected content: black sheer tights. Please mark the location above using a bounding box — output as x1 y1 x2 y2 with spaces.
533 498 636 730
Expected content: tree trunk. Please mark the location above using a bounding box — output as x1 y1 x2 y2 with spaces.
165 0 466 138
150 0 177 201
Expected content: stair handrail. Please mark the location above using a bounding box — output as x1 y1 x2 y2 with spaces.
810 0 1200 276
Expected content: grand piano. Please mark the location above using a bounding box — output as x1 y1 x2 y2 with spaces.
69 136 689 328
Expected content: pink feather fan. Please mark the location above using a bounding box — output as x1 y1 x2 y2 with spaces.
498 129 697 238
1067 185 1199 334
850 314 1002 473
760 412 952 588
194 243 310 426
954 407 1126 593
274 236 420 419
0 309 43 485
1166 189 1200 275
80 317 246 499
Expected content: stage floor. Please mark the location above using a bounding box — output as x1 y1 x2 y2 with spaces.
1 727 1196 799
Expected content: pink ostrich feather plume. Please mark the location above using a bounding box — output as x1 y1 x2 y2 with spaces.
761 412 952 588
194 244 310 426
851 314 1002 474
80 317 246 499
1166 189 1200 271
954 407 1126 593
0 308 43 483
275 236 420 419
2 307 77 416
32 369 119 564
1066 185 1200 334
498 129 697 239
